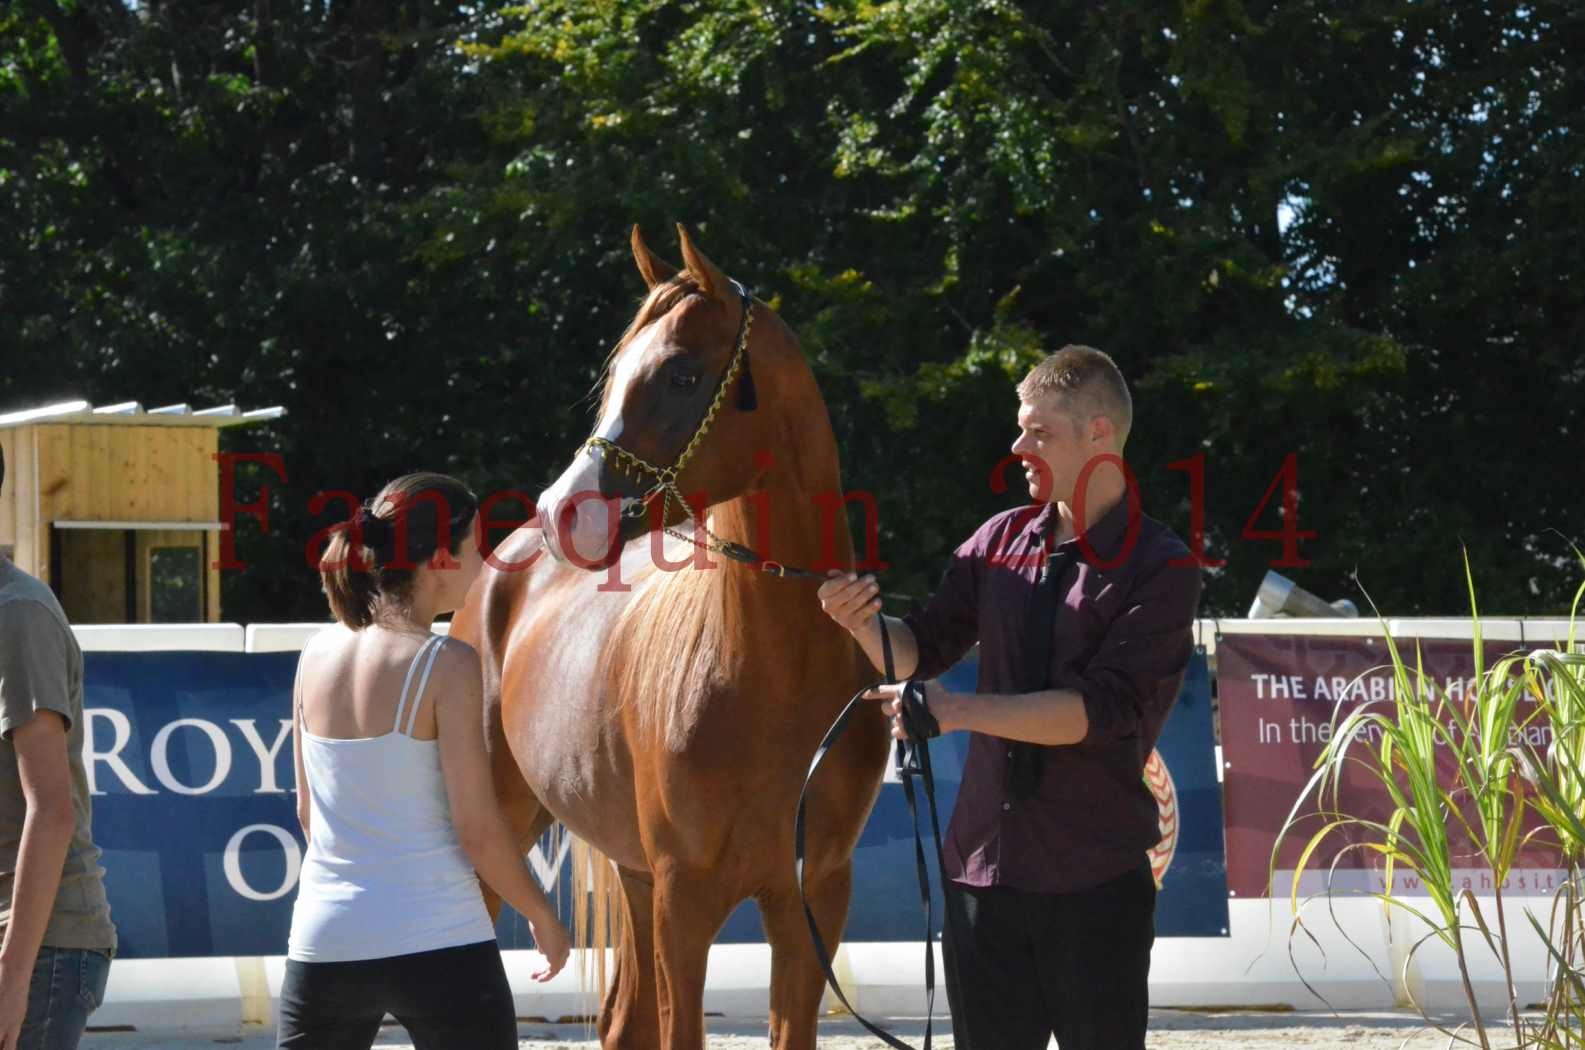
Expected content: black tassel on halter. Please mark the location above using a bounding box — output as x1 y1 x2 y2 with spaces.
737 351 758 411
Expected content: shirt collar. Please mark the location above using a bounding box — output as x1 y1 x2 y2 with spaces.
1028 494 1135 566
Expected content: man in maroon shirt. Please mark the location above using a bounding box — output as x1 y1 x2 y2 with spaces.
819 345 1203 1050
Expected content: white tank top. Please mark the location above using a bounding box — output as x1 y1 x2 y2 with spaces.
287 636 497 962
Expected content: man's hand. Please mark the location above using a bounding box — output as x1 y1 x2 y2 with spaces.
817 570 882 634
818 570 923 679
863 680 957 741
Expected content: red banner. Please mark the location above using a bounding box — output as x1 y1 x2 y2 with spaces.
1217 633 1566 899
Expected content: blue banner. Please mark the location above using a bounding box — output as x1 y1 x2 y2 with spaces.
84 651 303 959
1148 648 1230 937
84 646 1226 959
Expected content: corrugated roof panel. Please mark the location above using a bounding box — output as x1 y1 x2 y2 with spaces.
0 400 285 429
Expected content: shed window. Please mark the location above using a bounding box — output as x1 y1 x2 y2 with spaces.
149 546 203 623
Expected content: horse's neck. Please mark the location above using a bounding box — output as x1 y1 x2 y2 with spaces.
723 457 859 654
727 441 854 581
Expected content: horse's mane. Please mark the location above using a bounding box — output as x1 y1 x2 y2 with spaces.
611 497 752 751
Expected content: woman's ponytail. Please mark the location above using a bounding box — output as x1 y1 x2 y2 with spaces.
321 512 383 628
318 473 477 629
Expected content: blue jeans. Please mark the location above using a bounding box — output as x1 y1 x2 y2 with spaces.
19 947 111 1050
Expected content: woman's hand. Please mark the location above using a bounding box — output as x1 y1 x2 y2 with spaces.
530 916 571 982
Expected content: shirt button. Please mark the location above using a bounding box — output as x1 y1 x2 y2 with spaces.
1002 801 1012 812
1007 750 1014 759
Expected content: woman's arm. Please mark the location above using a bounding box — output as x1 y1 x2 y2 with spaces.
434 641 570 980
292 656 310 841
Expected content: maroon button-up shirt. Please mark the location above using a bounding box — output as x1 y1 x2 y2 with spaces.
902 495 1203 894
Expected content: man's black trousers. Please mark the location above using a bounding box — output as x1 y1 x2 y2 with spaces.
942 858 1157 1050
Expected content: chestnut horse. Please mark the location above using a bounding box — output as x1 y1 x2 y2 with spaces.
448 225 889 1049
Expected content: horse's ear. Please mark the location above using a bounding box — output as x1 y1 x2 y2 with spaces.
676 223 731 303
631 225 678 289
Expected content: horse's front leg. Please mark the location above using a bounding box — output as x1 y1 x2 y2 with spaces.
761 861 853 1050
599 867 663 1050
650 860 732 1050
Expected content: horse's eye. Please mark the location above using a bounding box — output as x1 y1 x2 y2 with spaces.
670 371 700 390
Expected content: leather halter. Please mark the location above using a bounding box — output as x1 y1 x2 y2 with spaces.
582 281 754 519
578 279 821 579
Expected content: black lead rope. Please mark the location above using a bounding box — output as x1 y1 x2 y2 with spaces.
794 617 951 1050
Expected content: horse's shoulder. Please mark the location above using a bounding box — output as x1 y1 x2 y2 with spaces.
475 526 554 605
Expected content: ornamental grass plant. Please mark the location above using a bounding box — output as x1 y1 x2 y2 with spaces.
1274 554 1585 1048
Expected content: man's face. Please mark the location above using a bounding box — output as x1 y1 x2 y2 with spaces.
1011 395 1089 505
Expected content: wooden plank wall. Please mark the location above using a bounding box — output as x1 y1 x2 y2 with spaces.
57 530 127 624
0 427 15 551
206 528 220 622
34 424 216 522
17 423 224 620
1 426 43 576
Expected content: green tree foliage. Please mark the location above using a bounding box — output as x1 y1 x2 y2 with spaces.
2 0 1580 620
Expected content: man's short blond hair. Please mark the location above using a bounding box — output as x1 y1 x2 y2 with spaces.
1016 344 1133 446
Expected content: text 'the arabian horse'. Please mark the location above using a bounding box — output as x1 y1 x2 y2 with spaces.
449 225 889 1049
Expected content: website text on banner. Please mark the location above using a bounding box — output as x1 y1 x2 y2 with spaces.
84 645 1227 959
1217 633 1565 900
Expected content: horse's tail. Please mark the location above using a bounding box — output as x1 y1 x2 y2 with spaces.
571 837 627 1009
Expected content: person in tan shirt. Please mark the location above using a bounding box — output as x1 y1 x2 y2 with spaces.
0 445 116 1050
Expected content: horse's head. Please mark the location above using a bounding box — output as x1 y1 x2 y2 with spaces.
538 225 799 570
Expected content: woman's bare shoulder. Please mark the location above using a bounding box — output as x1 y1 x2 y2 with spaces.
304 621 353 649
432 635 482 682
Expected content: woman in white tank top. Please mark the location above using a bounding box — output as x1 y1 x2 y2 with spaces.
278 472 569 1050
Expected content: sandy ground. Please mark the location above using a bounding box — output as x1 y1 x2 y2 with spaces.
82 1010 1522 1048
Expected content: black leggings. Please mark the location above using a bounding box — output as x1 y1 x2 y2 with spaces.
276 940 517 1050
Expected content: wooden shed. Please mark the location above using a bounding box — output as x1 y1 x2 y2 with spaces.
0 400 285 624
